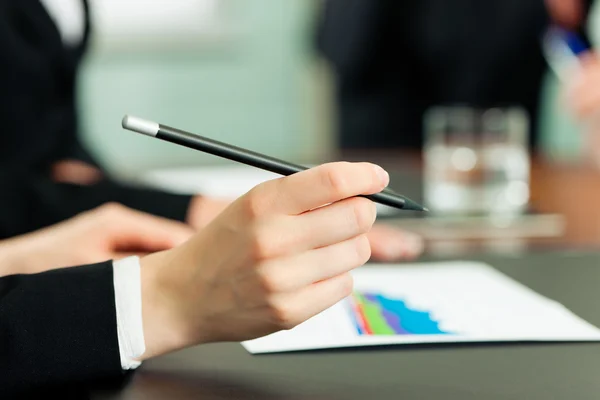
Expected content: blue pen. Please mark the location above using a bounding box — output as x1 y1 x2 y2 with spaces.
542 25 590 81
563 30 589 56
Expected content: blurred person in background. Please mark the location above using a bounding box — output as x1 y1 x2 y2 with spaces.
0 0 423 262
316 0 598 153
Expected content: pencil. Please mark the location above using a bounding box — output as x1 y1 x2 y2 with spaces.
121 115 427 212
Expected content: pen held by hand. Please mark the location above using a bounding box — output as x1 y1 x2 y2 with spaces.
121 115 427 212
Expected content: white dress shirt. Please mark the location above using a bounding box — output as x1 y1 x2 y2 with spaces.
112 257 146 370
40 0 147 370
39 0 85 45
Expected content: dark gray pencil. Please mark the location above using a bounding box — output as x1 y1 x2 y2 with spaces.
121 115 427 212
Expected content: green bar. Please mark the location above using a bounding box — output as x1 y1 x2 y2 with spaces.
356 294 395 335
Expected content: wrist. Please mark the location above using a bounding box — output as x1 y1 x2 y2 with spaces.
137 248 209 360
0 236 42 276
0 240 23 276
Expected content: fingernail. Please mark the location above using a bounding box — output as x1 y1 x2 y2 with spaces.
374 166 389 187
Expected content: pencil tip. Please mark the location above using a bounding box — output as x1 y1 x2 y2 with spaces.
422 207 429 212
401 196 428 212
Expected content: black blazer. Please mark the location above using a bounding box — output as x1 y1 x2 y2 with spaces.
0 0 192 239
316 0 594 150
0 262 124 396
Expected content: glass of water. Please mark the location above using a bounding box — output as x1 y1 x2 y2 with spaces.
423 106 531 217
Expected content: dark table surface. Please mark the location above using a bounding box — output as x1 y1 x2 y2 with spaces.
91 250 600 400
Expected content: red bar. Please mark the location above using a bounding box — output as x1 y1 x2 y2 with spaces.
354 298 373 335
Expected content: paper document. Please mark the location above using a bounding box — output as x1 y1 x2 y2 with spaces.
141 165 399 215
242 261 600 354
141 165 280 198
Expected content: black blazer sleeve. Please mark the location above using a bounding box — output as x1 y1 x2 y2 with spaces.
0 261 124 395
0 169 193 239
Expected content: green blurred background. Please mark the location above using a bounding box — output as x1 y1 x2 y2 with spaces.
77 0 599 179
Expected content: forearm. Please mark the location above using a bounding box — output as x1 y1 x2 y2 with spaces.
0 170 193 239
0 223 79 276
0 235 38 276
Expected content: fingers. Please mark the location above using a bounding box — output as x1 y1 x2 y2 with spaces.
246 235 370 297
243 162 389 217
577 51 600 65
292 197 376 250
570 87 600 119
265 273 354 330
98 204 194 252
565 55 600 118
248 197 376 259
366 224 424 261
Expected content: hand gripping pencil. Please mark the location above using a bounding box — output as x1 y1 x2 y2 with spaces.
122 115 427 212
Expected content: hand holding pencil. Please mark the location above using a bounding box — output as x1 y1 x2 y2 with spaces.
123 115 425 262
138 161 394 358
122 115 427 212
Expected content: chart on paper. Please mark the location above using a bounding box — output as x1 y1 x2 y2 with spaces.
242 261 600 354
347 292 451 336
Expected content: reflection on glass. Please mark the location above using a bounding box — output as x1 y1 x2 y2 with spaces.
423 106 530 218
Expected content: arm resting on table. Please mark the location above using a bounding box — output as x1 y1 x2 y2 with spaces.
0 262 126 394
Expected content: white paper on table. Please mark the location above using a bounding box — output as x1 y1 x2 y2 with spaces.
241 261 600 354
140 165 399 216
140 165 279 198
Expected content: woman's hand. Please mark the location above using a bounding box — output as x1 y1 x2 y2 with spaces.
566 53 600 121
138 162 392 359
0 203 193 276
187 193 423 261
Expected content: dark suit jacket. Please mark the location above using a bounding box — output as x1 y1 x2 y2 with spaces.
0 0 192 239
0 262 124 396
316 0 594 150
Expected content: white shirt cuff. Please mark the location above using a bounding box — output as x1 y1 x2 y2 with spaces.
112 256 146 370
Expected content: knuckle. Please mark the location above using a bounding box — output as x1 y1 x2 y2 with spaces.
349 198 377 233
241 187 270 219
268 301 299 330
353 235 372 265
249 227 276 261
322 162 352 198
337 273 355 298
255 265 284 294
